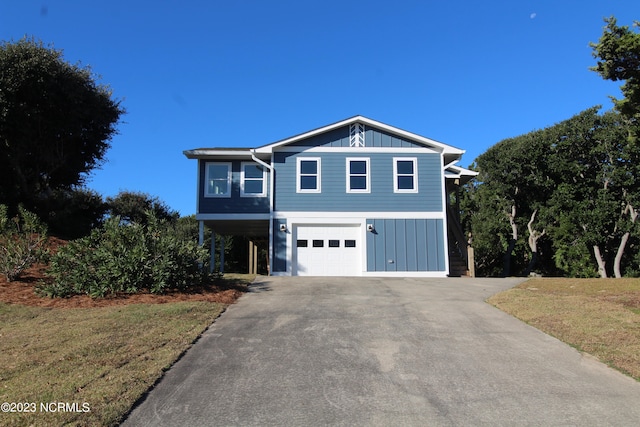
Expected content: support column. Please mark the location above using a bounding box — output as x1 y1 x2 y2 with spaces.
198 221 204 246
253 242 258 274
219 236 225 274
210 229 216 273
248 240 255 274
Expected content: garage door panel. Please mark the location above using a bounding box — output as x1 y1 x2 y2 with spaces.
294 225 361 276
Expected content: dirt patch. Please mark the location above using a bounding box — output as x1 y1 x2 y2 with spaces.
0 240 248 308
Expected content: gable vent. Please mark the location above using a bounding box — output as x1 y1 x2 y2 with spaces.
349 122 365 147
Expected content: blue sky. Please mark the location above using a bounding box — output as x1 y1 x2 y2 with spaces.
1 1 637 215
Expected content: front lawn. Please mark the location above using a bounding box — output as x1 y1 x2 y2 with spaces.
488 278 640 381
0 274 254 426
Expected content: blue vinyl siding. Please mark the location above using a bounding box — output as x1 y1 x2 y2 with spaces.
366 219 445 272
198 160 270 214
272 218 287 272
274 152 442 212
288 125 424 148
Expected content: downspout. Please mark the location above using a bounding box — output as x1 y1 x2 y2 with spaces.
439 150 449 276
250 150 274 211
251 150 275 275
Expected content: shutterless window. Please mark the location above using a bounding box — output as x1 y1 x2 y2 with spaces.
296 240 308 247
205 162 231 197
297 158 321 193
345 240 356 248
241 162 266 197
346 158 370 193
312 240 324 247
328 240 340 247
393 158 418 193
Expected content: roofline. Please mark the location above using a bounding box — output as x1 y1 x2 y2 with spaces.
253 115 465 156
445 164 479 178
183 148 268 160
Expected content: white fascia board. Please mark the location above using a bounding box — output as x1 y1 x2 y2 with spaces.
253 116 363 154
195 213 270 221
445 164 479 178
273 211 444 220
184 149 255 159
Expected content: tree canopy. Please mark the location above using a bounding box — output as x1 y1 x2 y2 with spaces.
591 17 640 128
0 38 124 212
467 107 637 278
106 191 179 225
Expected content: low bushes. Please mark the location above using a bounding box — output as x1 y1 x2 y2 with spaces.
0 205 48 282
40 214 210 298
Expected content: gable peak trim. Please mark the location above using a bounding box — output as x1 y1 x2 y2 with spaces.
349 122 365 147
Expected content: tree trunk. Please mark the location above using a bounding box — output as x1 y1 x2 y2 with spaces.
524 209 546 276
593 245 608 278
502 205 517 277
614 233 630 278
613 204 637 278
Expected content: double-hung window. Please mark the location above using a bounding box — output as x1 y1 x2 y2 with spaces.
393 158 418 193
241 162 267 197
297 157 321 193
346 157 370 193
205 162 231 197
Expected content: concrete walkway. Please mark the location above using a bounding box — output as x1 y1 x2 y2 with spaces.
123 277 640 426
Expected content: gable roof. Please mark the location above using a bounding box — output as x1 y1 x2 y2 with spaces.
184 116 471 168
253 115 464 155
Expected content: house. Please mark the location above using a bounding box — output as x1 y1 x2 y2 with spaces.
184 116 477 277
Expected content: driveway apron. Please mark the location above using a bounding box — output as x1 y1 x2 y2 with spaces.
123 277 640 426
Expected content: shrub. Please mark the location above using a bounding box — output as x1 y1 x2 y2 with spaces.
0 204 48 281
41 213 210 298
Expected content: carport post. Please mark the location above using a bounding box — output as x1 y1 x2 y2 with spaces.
198 220 204 246
209 229 215 273
219 236 225 274
248 240 255 274
198 220 205 270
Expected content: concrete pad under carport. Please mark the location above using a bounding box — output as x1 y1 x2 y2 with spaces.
123 277 640 426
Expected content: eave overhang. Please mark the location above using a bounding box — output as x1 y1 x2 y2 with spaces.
253 115 465 159
183 148 270 161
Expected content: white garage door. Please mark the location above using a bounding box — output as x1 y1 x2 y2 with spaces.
294 224 361 276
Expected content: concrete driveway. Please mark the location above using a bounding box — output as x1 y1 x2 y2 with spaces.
123 277 640 426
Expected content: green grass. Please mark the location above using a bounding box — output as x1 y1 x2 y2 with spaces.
0 274 255 426
488 278 640 381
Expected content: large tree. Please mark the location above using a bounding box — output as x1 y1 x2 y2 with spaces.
106 191 179 225
470 107 636 278
0 38 124 211
591 17 640 130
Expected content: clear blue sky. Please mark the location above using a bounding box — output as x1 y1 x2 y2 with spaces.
1 1 637 215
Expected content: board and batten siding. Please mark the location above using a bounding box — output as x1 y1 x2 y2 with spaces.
198 160 270 214
366 218 446 272
273 151 443 212
288 125 427 148
272 218 287 273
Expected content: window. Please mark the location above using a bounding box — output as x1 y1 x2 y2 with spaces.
346 158 370 193
296 240 308 247
393 158 418 193
205 162 231 197
297 158 321 193
345 240 356 248
312 240 324 247
328 240 340 247
241 162 266 197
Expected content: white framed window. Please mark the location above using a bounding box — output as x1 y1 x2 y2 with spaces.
346 157 370 193
241 162 267 197
297 157 321 193
393 157 418 193
205 162 231 197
